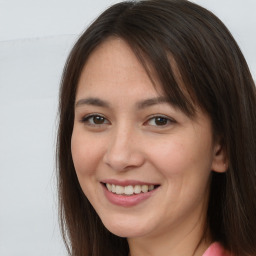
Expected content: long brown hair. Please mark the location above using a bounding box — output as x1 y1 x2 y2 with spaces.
57 1 256 255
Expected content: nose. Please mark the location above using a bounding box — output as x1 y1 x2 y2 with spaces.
103 126 145 171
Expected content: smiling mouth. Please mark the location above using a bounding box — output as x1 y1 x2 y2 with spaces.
103 183 160 196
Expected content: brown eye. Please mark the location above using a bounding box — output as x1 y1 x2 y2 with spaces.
81 114 110 126
154 117 168 126
93 116 105 124
147 115 175 127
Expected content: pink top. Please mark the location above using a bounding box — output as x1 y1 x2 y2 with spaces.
203 242 231 256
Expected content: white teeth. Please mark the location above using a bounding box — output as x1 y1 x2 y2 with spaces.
141 185 148 193
105 183 156 195
124 185 133 195
106 183 112 191
115 185 124 195
134 185 142 194
149 185 154 191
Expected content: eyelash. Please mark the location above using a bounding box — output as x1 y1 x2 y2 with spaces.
145 115 176 127
80 114 110 126
80 114 176 128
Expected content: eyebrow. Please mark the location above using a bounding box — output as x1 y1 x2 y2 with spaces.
75 96 173 109
75 97 110 108
136 96 171 109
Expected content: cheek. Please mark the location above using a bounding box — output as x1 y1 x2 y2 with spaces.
71 130 107 203
145 132 214 182
71 130 105 177
146 136 213 217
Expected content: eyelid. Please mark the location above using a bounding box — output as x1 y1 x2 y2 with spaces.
144 114 176 127
79 113 176 128
80 113 110 126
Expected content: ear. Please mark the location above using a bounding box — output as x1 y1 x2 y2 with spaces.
211 139 228 173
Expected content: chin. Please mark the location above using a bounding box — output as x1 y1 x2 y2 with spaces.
106 225 148 238
100 215 154 238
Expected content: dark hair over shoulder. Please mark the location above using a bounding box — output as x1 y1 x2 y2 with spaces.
57 1 256 255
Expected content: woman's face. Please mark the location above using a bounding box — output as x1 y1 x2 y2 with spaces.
71 38 223 240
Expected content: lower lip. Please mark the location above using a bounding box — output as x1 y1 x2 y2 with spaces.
102 184 158 207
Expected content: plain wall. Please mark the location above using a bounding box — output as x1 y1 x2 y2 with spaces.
0 1 255 255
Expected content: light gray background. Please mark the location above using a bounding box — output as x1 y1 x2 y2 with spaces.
0 1 255 255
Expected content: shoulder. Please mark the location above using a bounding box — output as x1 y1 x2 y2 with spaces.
203 242 232 256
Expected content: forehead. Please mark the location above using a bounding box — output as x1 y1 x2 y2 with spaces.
77 37 164 98
76 37 198 118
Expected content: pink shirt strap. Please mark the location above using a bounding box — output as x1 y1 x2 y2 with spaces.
203 242 231 256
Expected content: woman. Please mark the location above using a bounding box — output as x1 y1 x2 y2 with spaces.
57 0 256 255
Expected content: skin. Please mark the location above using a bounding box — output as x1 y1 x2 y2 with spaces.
71 38 227 256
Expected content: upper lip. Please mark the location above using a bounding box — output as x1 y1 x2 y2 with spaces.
101 179 159 186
